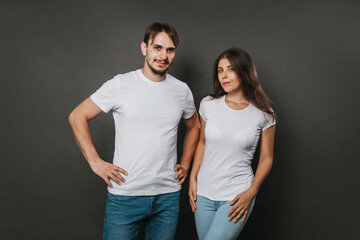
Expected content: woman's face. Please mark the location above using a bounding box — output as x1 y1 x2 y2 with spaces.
217 58 241 93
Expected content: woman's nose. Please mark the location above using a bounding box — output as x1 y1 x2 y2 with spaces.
222 71 228 79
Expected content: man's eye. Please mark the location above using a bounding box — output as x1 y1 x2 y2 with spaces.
167 49 175 53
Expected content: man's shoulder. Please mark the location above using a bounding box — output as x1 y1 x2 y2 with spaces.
115 69 138 81
106 70 141 88
166 74 190 90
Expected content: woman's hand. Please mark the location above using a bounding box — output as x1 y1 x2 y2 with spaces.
228 189 256 223
188 177 197 212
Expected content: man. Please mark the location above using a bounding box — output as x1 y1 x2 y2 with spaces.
68 22 200 240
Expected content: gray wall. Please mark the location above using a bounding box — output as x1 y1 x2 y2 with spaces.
1 0 359 239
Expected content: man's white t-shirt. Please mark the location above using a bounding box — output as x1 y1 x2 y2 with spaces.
197 95 275 201
90 69 196 196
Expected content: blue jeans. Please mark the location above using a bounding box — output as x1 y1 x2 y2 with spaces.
195 195 255 240
103 191 180 240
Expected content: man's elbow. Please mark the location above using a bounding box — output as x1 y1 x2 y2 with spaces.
190 123 200 135
68 109 79 126
191 117 201 133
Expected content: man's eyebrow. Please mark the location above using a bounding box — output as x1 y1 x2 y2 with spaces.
153 44 163 48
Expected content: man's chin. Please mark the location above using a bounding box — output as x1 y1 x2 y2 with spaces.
150 66 169 77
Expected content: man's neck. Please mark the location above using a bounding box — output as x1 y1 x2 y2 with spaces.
141 65 167 82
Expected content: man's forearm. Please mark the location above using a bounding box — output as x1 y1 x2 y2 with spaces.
179 126 200 168
189 139 205 180
69 111 101 165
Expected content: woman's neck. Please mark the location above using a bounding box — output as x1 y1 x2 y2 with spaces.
225 89 249 104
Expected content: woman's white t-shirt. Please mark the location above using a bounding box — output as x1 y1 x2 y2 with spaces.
197 95 275 201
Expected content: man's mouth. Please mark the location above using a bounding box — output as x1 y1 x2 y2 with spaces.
155 60 169 66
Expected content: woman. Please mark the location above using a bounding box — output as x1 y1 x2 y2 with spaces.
189 47 276 240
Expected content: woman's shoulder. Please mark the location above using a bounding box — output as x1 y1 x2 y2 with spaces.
200 95 219 108
248 104 276 128
200 95 224 109
201 95 225 104
249 104 274 117
200 95 214 104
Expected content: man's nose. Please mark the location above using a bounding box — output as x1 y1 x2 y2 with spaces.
159 50 167 59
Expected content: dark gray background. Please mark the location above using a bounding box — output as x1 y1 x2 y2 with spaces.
1 0 359 239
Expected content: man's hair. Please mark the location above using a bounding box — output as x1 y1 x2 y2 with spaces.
143 22 179 47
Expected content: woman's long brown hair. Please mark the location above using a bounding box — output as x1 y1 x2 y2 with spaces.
211 47 276 121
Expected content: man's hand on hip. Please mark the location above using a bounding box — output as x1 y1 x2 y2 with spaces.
89 159 128 188
174 164 188 185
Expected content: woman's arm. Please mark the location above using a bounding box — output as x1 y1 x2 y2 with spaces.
228 125 276 222
248 125 276 195
188 116 206 212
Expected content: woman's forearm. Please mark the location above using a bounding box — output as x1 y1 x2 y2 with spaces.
248 156 273 195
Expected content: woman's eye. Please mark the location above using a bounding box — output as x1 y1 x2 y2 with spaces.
229 68 233 71
218 69 223 73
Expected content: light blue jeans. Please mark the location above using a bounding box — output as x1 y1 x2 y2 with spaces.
195 195 255 240
103 191 180 240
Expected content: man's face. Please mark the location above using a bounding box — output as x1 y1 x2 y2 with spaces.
141 32 176 76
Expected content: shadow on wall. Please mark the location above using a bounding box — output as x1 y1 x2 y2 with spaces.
172 55 213 104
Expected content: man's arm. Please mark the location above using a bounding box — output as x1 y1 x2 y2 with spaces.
68 97 127 187
174 111 201 185
188 115 206 211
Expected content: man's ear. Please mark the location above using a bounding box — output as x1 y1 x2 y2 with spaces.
141 42 147 56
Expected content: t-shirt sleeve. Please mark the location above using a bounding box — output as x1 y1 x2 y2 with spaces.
262 112 276 130
90 75 121 113
199 96 211 121
182 86 196 119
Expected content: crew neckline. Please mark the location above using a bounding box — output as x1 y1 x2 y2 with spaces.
222 95 251 112
137 69 168 84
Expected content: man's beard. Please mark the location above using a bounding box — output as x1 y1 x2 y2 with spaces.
146 59 171 77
